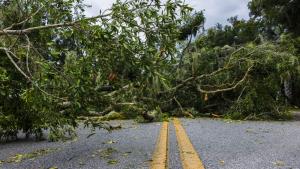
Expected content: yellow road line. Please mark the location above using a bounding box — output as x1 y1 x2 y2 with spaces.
150 122 169 169
173 118 205 169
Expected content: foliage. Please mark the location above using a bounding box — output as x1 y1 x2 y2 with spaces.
174 0 300 119
0 0 88 141
196 17 262 48
176 41 298 119
1 0 300 141
248 0 300 36
0 0 192 140
178 11 205 40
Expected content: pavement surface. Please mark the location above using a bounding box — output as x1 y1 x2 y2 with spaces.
168 123 182 169
1 118 300 169
0 121 161 169
181 118 300 169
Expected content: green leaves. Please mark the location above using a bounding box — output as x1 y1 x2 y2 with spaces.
0 67 8 82
0 0 194 140
249 0 300 36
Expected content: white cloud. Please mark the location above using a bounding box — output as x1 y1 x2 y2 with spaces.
185 0 250 27
83 0 251 28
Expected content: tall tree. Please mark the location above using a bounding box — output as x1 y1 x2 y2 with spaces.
248 0 300 36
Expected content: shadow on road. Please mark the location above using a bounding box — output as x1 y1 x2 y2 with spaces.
292 111 300 121
0 134 47 145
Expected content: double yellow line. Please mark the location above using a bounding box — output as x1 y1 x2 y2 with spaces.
150 118 205 169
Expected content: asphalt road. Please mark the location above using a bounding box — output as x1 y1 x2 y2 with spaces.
181 118 300 169
0 121 161 169
1 118 300 169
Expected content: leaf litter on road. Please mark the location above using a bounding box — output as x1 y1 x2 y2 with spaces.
2 148 60 164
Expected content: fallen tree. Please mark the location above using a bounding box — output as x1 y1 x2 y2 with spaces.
169 42 299 119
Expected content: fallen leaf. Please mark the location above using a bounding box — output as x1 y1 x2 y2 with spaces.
107 159 118 165
224 119 233 123
273 160 285 166
79 161 85 165
245 128 257 134
98 147 118 159
219 160 225 166
122 151 132 156
106 140 117 144
49 166 58 169
254 139 263 144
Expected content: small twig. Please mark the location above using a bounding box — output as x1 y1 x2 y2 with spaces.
174 96 194 118
178 34 193 68
173 97 184 114
4 5 44 30
25 35 33 77
104 84 131 97
237 86 247 102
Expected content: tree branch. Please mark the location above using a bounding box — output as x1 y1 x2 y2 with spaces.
0 47 67 100
0 47 31 80
25 35 33 77
178 34 193 68
0 13 111 36
196 64 253 94
162 65 234 94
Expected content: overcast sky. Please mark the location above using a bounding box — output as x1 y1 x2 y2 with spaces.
84 0 251 28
